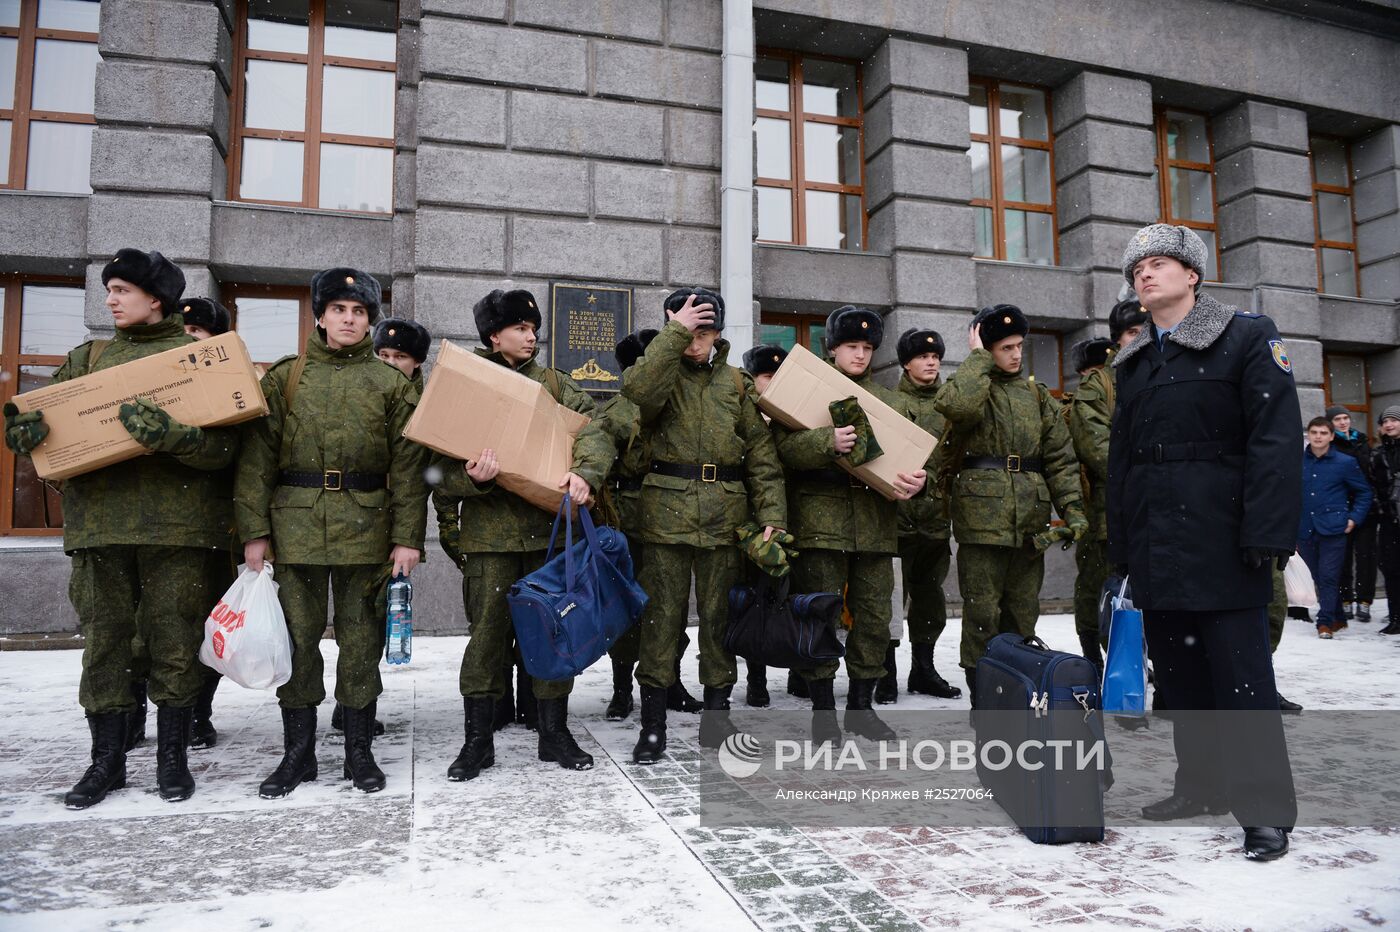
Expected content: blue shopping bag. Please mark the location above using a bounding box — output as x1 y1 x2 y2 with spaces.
1101 577 1146 715
508 495 649 681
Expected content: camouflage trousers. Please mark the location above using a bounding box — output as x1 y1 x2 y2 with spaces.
794 548 894 682
1074 537 1110 647
634 543 740 690
131 550 235 685
608 536 646 668
71 545 219 714
957 541 1044 669
276 563 389 710
898 535 951 646
459 551 573 700
1269 565 1286 653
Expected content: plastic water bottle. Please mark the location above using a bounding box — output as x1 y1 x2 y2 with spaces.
385 574 413 665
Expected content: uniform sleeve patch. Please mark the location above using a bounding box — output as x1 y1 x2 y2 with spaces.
1269 339 1292 374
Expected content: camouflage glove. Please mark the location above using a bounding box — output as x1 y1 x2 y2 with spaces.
829 396 884 467
117 397 203 455
3 403 48 456
1065 509 1090 543
1030 525 1076 553
736 522 799 578
439 522 466 571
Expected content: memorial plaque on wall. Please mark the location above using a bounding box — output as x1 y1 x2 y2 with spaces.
548 283 634 395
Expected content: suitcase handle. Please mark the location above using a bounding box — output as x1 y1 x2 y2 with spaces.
1021 635 1051 652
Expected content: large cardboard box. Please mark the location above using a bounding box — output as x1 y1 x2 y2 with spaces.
757 343 937 502
10 331 268 481
404 340 591 514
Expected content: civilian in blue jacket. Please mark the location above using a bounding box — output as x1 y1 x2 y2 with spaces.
1298 416 1373 639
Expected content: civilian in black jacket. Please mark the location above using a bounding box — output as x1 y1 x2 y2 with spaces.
1328 405 1378 622
1368 406 1400 635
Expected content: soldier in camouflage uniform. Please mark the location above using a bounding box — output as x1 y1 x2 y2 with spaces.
237 268 428 798
934 304 1088 704
602 288 786 764
434 289 597 782
891 328 962 703
775 306 928 743
4 249 239 809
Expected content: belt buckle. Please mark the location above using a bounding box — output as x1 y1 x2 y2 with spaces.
323 469 343 491
701 463 718 483
1006 454 1022 473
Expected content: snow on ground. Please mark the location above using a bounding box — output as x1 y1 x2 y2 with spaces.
2 610 1398 931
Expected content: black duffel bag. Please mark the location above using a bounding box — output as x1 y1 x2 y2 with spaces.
723 575 845 669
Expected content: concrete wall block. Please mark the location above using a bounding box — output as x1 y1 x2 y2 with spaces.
1353 169 1400 226
1214 147 1313 204
511 92 665 162
0 194 88 272
417 81 507 146
515 0 664 43
666 227 720 285
592 163 720 226
1210 101 1310 158
1356 211 1400 265
1056 169 1158 231
666 0 722 51
394 150 417 212
865 143 972 210
666 107 722 168
1253 287 1320 338
396 86 418 150
864 89 969 155
1051 72 1153 133
867 199 973 255
1057 220 1141 271
416 145 590 215
594 41 721 109
974 261 1092 324
396 21 421 84
99 0 224 67
1352 125 1400 181
755 246 893 311
0 550 77 635
420 0 508 22
892 251 978 310
1216 193 1316 250
209 203 390 280
1295 386 1327 420
392 213 416 277
89 127 217 197
864 38 968 102
414 272 513 339
414 208 507 273
88 194 211 263
513 218 664 282
1053 119 1156 181
94 60 218 132
1219 241 1319 289
1284 337 1325 390
419 18 587 92
1361 256 1400 301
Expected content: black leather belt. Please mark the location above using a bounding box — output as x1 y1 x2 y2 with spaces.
963 455 1043 474
795 467 867 489
650 460 743 483
279 469 387 492
1130 441 1242 465
614 476 644 492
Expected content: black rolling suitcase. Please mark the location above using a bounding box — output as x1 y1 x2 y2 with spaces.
974 634 1112 844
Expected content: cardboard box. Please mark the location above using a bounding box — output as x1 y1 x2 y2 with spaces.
11 331 269 481
757 343 937 502
404 340 591 514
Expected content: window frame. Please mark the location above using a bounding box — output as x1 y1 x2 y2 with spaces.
754 48 868 252
968 76 1059 265
1322 352 1370 426
227 0 397 212
222 282 316 365
1309 135 1361 297
758 311 830 354
1152 107 1222 282
0 1 100 191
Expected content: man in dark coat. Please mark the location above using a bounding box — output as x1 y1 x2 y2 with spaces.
1327 404 1377 623
1108 223 1302 861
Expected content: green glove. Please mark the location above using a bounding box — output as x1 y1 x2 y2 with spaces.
117 397 202 455
439 522 466 570
1030 525 1076 553
829 395 884 467
1065 510 1090 543
736 522 799 578
3 402 48 456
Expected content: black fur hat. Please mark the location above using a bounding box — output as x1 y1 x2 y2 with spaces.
1070 337 1115 373
663 287 725 332
896 328 945 366
1109 298 1148 344
373 317 431 364
972 304 1029 348
742 344 788 377
101 248 185 316
824 305 884 353
474 288 542 345
614 328 659 372
311 267 382 322
178 297 230 336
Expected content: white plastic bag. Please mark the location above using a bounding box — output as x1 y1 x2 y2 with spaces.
199 563 293 690
1283 553 1318 610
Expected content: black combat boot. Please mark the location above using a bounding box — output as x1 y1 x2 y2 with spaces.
632 686 668 764
699 686 740 748
745 662 770 708
342 701 386 793
125 678 148 752
332 701 385 736
964 668 978 709
1078 631 1105 681
448 696 495 781
65 712 128 810
907 643 961 699
787 669 810 699
1382 615 1400 635
846 678 898 741
259 707 318 799
537 697 593 770
516 661 538 730
607 656 636 721
155 705 196 802
668 633 704 713
190 674 220 750
808 678 842 746
875 640 899 704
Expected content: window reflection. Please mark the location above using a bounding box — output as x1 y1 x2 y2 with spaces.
318 143 392 213
20 285 87 355
244 60 306 132
247 0 308 54
325 0 397 61
239 137 303 202
756 187 792 241
30 40 99 114
322 65 394 138
26 121 92 193
233 297 301 363
37 0 99 32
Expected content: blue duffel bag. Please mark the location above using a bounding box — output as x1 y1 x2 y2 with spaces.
508 496 649 681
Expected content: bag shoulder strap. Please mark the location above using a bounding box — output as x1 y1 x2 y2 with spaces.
731 367 746 400
281 354 309 410
544 367 563 402
86 339 113 374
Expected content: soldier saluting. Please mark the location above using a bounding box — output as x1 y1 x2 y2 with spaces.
236 268 428 798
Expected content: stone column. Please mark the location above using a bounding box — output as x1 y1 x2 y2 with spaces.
1352 124 1400 415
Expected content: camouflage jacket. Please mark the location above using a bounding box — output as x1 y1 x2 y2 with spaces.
933 348 1084 547
1068 360 1114 541
235 330 428 565
53 313 239 554
896 372 951 541
571 392 649 535
618 322 786 547
774 362 906 556
431 349 595 554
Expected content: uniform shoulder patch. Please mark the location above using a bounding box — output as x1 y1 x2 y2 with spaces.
1269 339 1292 373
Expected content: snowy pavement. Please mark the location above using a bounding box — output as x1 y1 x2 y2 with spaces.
2 611 1399 931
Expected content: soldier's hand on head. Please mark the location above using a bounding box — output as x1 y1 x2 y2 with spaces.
968 322 984 351
666 294 716 333
244 537 271 572
560 471 593 507
390 545 420 578
2 402 47 455
833 424 858 454
891 469 927 500
466 449 500 484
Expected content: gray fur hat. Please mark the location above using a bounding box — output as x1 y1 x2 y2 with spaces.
1121 223 1208 285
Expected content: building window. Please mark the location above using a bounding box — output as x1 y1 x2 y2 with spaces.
1152 108 1220 281
224 284 313 365
968 79 1057 265
758 312 828 354
0 0 101 193
754 51 866 252
1024 330 1063 396
1310 136 1359 297
1324 353 1369 427
0 277 88 534
229 0 397 213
